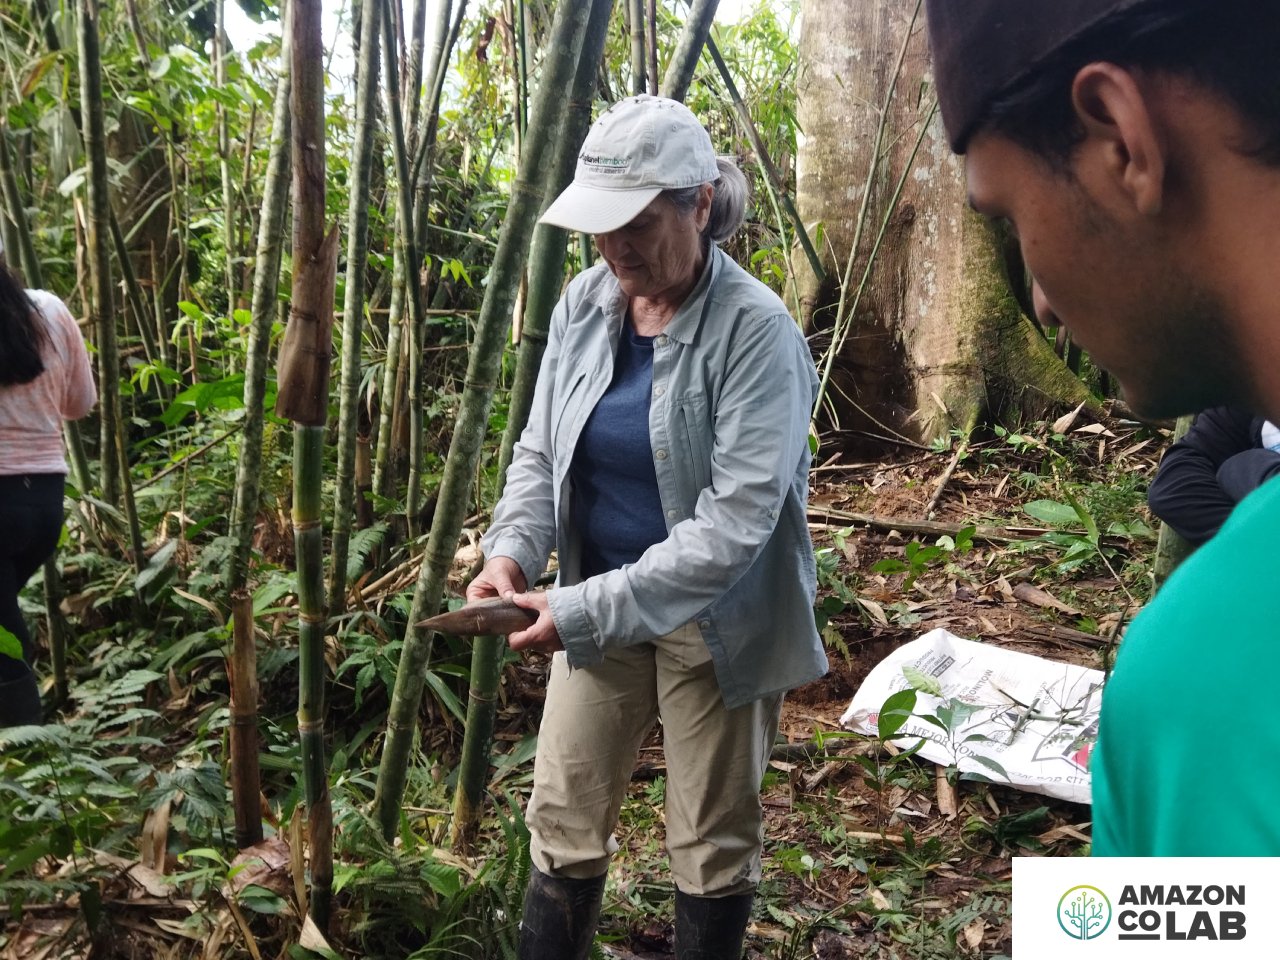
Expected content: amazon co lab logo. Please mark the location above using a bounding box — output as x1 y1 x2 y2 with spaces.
1059 885 1113 941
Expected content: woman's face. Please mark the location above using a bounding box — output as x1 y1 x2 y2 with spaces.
594 185 712 300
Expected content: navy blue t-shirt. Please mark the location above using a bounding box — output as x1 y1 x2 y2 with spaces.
570 323 669 578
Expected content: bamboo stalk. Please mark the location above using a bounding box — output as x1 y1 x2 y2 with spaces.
646 0 658 95
374 0 599 841
704 35 825 285
42 559 69 707
78 0 122 506
229 590 264 848
228 1 293 594
328 0 383 614
404 0 429 145
448 633 504 852
293 424 333 925
380 0 429 532
660 0 718 102
629 0 647 95
278 0 337 928
372 241 407 500
496 0 614 491
215 0 238 312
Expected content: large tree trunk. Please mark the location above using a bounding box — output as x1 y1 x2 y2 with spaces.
794 0 1090 447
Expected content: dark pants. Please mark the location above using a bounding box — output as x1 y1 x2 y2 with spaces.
0 474 64 683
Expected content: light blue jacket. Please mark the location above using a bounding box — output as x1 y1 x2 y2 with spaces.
482 246 828 708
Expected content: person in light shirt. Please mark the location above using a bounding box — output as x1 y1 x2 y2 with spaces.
0 240 96 727
468 96 826 958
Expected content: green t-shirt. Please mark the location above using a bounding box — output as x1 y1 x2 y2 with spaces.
1092 475 1280 855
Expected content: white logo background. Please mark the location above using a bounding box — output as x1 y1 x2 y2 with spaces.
1014 857 1280 959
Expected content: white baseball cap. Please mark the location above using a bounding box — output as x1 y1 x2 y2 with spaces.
538 94 719 235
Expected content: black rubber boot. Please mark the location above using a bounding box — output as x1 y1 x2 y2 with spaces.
517 864 606 960
0 670 42 728
674 889 754 960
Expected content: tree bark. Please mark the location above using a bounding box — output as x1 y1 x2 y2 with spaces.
794 0 1092 448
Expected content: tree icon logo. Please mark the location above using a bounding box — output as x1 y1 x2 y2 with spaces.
1057 885 1112 940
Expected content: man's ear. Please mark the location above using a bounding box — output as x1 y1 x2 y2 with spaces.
1071 62 1166 217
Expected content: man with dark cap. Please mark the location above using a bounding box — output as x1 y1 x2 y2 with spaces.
925 0 1280 854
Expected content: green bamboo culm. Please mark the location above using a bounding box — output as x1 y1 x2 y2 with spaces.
293 424 333 921
327 0 383 614
228 0 292 595
275 0 338 929
704 34 826 286
660 0 719 102
451 1 617 851
379 0 428 534
629 0 647 95
496 0 616 491
373 0 598 841
78 0 120 508
448 632 505 852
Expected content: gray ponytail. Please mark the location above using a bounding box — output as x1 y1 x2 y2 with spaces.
663 156 749 244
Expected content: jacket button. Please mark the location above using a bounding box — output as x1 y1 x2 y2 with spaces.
698 620 711 630
666 509 678 519
656 335 669 347
654 384 665 397
655 449 668 460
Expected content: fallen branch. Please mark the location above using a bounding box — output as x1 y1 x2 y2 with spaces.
923 443 966 521
1018 623 1111 649
809 507 1136 550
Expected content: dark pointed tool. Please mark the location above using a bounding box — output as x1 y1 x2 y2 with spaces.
417 596 538 636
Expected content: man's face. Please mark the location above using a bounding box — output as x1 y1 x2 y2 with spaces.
965 129 1236 418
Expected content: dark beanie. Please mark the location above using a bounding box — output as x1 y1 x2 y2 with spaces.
925 0 1154 154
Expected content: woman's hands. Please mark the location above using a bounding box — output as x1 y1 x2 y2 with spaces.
467 557 564 655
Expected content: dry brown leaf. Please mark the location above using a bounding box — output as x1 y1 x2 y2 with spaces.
1118 438 1152 460
1012 582 1081 616
857 595 889 626
977 615 1001 636
300 915 337 951
225 836 294 901
141 797 172 873
962 918 986 951
1074 422 1116 437
1051 401 1086 435
868 886 891 910
935 766 957 820
173 587 223 624
200 910 236 960
1037 823 1092 844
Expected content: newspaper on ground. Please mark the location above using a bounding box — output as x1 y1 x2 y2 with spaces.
838 628 1103 804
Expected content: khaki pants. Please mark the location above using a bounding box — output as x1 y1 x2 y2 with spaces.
527 622 783 896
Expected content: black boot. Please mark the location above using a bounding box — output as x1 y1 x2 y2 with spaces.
517 864 606 960
0 670 42 728
674 889 754 960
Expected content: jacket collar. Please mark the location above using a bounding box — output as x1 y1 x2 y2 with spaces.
590 244 723 345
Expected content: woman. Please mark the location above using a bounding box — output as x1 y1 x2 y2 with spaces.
468 95 827 960
0 241 97 727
